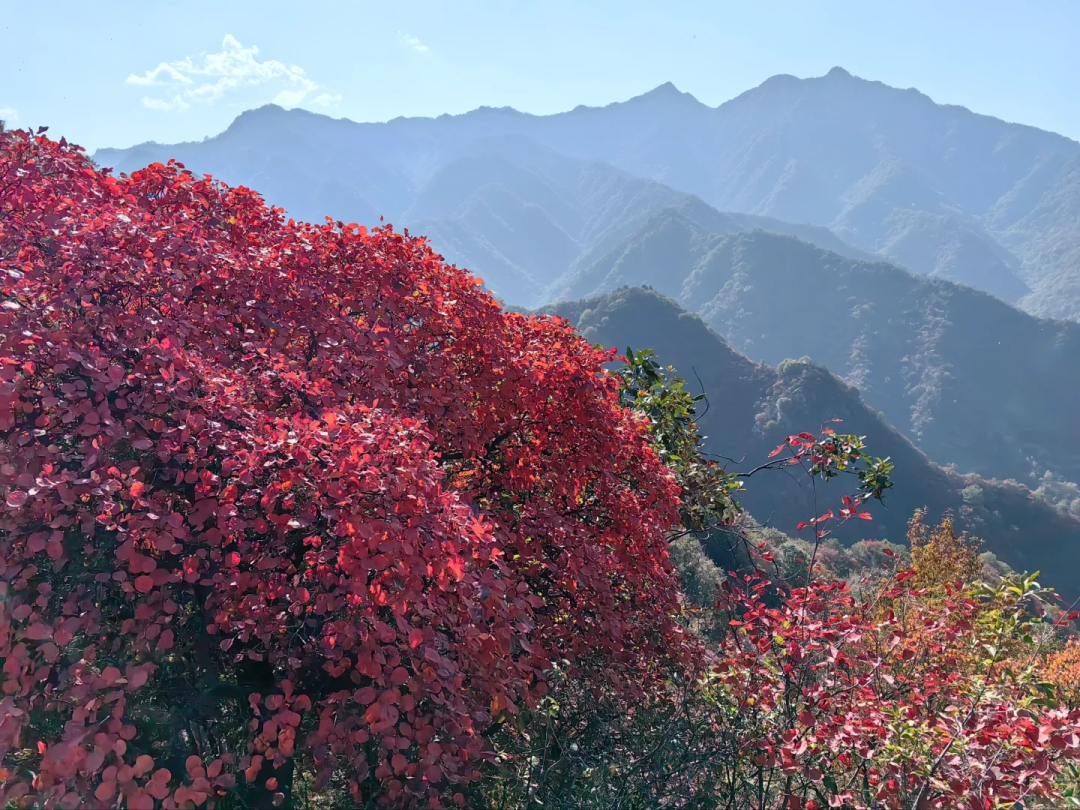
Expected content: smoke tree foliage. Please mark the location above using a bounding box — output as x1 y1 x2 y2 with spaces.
3 128 1080 809
0 129 699 807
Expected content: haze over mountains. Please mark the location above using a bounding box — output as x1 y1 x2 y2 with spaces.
569 212 1080 489
94 68 1080 570
95 114 868 308
98 66 1080 318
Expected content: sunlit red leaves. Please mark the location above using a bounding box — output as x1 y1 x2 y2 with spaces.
0 129 692 805
712 571 1080 808
771 427 880 537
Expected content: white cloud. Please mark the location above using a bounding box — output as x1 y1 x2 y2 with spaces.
126 63 192 86
311 93 343 107
127 35 339 112
0 108 17 123
398 33 429 53
141 96 190 113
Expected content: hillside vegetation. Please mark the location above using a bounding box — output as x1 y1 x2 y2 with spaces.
564 213 1080 493
543 287 1080 594
0 130 692 807
8 117 1080 809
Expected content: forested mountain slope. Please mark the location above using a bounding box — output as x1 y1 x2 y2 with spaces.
544 287 1080 595
567 213 1080 488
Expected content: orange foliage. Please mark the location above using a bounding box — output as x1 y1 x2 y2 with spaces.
1046 641 1080 709
908 509 983 591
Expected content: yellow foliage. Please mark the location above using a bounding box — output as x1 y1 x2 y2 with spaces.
908 509 982 590
1044 640 1080 709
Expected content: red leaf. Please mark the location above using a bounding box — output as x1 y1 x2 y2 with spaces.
25 623 52 641
128 667 151 689
5 491 28 508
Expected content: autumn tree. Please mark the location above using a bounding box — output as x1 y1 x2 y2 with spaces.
907 510 983 591
0 129 697 808
1045 641 1080 710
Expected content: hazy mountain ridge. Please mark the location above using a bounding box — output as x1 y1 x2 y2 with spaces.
97 124 869 306
573 212 1080 490
98 67 1080 313
402 141 692 304
544 196 873 303
541 287 1080 594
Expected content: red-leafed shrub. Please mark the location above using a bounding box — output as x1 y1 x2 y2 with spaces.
0 130 694 807
484 523 1080 809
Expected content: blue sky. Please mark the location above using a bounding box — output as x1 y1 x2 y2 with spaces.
2 0 1078 151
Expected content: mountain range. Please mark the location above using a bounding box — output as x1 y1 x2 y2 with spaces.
97 67 1080 317
95 123 866 308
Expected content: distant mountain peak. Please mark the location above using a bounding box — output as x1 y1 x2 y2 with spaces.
623 82 702 107
647 81 682 95
751 67 858 96
223 103 304 131
237 103 289 119
467 105 526 116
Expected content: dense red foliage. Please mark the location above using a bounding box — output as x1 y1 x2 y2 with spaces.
712 571 1080 808
0 131 693 806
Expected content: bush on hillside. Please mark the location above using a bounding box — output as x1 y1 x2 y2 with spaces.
6 128 1080 810
0 129 695 807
